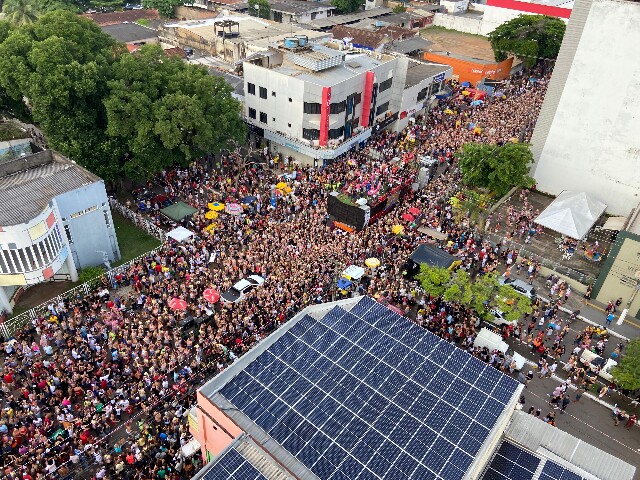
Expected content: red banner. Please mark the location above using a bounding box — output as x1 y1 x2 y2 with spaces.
361 71 375 127
319 86 331 146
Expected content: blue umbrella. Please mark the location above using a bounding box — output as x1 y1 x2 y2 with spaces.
470 100 484 106
270 196 277 207
337 278 352 289
461 81 471 87
242 196 257 204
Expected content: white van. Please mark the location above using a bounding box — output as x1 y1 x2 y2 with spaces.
473 327 526 370
580 349 617 382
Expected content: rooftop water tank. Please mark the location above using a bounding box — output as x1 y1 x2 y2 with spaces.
296 34 308 47
374 20 385 27
284 37 299 49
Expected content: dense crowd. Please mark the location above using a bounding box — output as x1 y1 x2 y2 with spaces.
0 73 552 479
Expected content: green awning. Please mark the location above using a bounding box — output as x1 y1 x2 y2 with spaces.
161 202 198 221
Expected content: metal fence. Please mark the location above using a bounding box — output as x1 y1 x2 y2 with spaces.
0 246 165 339
108 197 167 242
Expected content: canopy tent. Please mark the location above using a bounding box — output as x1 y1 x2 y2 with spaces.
534 191 607 240
161 202 198 222
167 226 195 242
408 244 460 269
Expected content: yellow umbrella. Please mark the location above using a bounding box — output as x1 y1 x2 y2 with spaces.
283 186 292 194
210 202 225 211
205 223 217 232
205 211 218 220
444 109 454 115
276 182 287 190
365 258 380 268
392 225 404 235
461 91 470 96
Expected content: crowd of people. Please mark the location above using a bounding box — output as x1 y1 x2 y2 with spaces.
0 72 556 479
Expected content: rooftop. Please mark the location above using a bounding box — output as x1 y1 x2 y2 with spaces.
81 8 159 26
331 24 415 49
200 296 522 480
389 36 433 55
101 22 157 43
0 151 100 226
404 60 450 88
269 0 336 14
306 7 392 29
208 69 245 96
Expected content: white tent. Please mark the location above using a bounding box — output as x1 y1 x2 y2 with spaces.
342 265 365 280
534 191 607 239
167 226 195 242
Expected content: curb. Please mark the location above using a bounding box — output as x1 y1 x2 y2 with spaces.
538 295 629 342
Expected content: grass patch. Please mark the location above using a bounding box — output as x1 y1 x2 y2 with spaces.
421 25 488 40
0 121 27 142
135 18 150 27
112 212 161 266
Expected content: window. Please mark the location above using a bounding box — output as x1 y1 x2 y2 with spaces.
64 224 74 244
70 205 97 219
329 127 344 139
288 123 291 127
248 108 256 119
289 98 292 102
417 86 429 102
104 211 111 228
248 83 256 95
354 92 362 105
272 91 276 97
303 102 321 114
330 101 346 114
259 87 267 99
376 102 389 116
432 81 442 94
379 78 393 92
303 128 320 140
259 111 268 124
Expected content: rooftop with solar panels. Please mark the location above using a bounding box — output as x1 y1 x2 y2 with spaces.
191 296 636 480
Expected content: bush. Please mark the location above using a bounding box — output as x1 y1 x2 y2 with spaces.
78 266 105 285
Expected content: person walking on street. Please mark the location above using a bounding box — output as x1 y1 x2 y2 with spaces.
560 395 571 414
574 386 585 403
625 413 636 429
605 312 615 328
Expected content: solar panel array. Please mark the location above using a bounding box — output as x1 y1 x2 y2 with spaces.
219 296 520 480
202 446 267 480
482 441 587 480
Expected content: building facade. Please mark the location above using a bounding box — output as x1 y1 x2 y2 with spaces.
0 151 120 314
481 0 572 35
243 41 450 165
423 51 513 85
530 0 640 216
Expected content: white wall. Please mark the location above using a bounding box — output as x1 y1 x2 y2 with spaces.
531 0 640 216
432 13 484 35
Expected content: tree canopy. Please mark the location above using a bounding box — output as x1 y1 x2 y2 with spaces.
418 267 532 322
248 0 271 19
331 0 361 14
456 142 535 197
488 14 566 68
1 0 39 26
141 0 185 18
611 338 640 391
0 12 246 182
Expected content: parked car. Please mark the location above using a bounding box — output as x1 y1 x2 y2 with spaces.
580 349 617 382
488 308 516 327
474 327 526 370
221 275 265 304
499 278 537 300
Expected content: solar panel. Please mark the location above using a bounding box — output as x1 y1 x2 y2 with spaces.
202 447 267 480
219 296 520 480
539 460 586 480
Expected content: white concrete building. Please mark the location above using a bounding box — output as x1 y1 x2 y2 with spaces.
243 40 450 165
0 151 120 314
530 0 640 216
269 0 336 24
481 0 572 35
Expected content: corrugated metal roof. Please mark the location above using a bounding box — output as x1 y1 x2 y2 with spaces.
308 7 392 29
0 151 99 226
390 36 432 54
504 411 636 480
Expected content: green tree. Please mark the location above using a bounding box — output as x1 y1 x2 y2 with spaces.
1 0 39 26
248 0 270 19
611 338 640 390
331 0 361 14
392 4 406 13
443 269 473 305
488 14 566 68
0 20 11 42
456 142 535 197
104 45 246 180
142 0 185 18
416 265 451 298
493 284 532 321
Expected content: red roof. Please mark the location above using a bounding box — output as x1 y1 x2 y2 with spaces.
81 9 159 26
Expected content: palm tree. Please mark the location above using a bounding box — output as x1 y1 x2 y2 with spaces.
2 0 39 26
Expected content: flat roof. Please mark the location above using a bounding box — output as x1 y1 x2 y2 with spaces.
269 0 335 14
101 22 157 43
390 36 433 55
208 68 245 96
201 296 522 480
268 49 394 87
0 151 99 226
404 61 450 88
307 7 392 29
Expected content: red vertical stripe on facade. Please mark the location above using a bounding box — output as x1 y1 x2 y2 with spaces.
319 86 331 147
361 72 375 127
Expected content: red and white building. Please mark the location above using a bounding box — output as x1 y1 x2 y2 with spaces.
480 0 573 35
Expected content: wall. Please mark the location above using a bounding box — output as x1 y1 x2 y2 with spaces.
174 5 219 20
423 52 512 84
55 181 120 270
195 391 243 460
592 232 640 319
431 12 483 34
530 0 640 216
